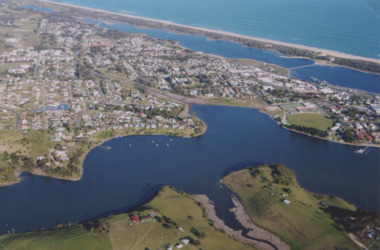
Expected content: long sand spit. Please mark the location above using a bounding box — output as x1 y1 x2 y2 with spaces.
36 0 380 65
190 194 290 250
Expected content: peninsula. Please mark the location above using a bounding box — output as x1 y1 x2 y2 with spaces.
0 1 379 186
1 165 378 249
36 0 380 73
0 186 255 249
222 164 379 249
0 2 378 249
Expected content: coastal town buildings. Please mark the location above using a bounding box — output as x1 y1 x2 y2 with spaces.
0 3 378 184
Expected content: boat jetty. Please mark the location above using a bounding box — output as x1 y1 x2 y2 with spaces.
355 146 369 154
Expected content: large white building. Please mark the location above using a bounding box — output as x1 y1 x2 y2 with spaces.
370 104 380 115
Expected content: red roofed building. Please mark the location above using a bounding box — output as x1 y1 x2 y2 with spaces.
130 214 139 222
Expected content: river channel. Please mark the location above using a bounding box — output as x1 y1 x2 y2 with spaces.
0 105 379 234
2 6 380 235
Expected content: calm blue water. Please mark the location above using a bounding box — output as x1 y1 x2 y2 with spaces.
0 105 379 234
91 20 380 93
291 65 380 93
20 5 54 13
9 2 380 236
20 6 380 92
52 0 380 59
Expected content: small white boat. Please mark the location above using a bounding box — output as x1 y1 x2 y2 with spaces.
355 146 368 154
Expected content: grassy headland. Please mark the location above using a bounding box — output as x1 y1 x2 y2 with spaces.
0 186 252 249
222 164 358 249
1 165 378 249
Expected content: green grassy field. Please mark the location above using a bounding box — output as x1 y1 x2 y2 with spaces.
0 186 252 250
223 164 357 250
210 97 266 108
0 63 28 74
267 109 285 118
286 113 333 130
0 130 28 153
0 5 42 51
0 225 111 250
98 68 129 81
27 131 57 157
279 103 303 111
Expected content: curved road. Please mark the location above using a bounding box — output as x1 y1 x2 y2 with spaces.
0 106 20 130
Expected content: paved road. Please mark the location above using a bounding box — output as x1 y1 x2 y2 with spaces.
34 17 50 78
98 80 106 103
0 106 20 130
75 112 83 128
135 83 215 105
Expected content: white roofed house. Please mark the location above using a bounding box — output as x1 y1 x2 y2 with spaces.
5 38 19 44
330 123 341 132
320 88 334 95
180 238 190 244
262 86 274 91
8 69 26 75
370 104 380 115
283 199 291 205
54 150 69 161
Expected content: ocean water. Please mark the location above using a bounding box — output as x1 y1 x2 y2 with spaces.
51 0 380 59
7 2 379 235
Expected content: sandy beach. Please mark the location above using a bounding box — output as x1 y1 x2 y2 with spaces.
190 194 290 250
36 0 380 65
230 195 290 250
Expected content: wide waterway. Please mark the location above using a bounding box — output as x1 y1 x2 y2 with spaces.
18 5 380 93
0 105 379 234
89 20 380 93
52 0 380 59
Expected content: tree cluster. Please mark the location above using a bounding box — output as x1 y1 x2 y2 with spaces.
288 124 328 137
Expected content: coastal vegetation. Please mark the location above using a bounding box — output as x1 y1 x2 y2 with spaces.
0 1 376 187
2 166 377 249
0 186 252 249
286 124 329 138
222 164 360 249
239 41 380 74
0 120 205 186
0 2 377 250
